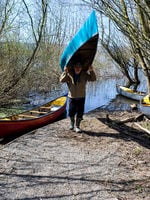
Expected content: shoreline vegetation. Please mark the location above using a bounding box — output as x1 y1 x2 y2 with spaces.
0 0 149 131
0 2 149 198
0 70 149 133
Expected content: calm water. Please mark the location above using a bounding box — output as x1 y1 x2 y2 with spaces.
29 75 147 114
85 78 122 112
85 74 147 113
0 68 148 117
28 77 125 113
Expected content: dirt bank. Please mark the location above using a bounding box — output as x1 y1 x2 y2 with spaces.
0 110 150 200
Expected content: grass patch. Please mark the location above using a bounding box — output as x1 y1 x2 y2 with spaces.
141 121 150 131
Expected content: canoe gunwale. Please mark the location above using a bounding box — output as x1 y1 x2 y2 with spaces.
116 85 147 101
66 34 99 71
0 95 67 122
0 95 67 138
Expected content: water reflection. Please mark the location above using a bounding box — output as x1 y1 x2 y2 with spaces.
84 73 148 115
85 78 120 112
25 75 147 114
0 68 149 117
27 78 124 114
105 95 136 111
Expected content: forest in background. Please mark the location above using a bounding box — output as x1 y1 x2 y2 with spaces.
0 0 150 105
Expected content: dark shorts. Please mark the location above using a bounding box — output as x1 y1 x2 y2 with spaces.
69 97 85 119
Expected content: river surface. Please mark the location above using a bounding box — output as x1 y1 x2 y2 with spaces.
0 68 148 117
28 77 126 113
29 73 147 114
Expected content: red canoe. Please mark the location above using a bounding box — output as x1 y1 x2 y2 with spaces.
0 95 67 138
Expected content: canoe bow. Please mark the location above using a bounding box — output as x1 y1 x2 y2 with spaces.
60 10 99 71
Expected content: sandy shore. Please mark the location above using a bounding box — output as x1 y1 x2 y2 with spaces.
0 112 150 200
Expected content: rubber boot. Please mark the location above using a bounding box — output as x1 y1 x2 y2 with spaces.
69 117 75 130
75 118 82 133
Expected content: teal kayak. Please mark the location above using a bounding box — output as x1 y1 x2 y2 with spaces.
60 10 99 71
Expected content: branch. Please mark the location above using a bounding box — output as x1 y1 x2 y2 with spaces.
134 122 150 135
4 0 48 93
22 0 38 43
106 113 145 124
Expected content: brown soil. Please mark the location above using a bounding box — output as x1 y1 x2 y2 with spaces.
0 110 150 200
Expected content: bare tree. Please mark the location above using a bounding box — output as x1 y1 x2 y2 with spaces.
82 0 150 93
99 13 140 85
3 0 48 93
0 0 92 105
0 0 17 38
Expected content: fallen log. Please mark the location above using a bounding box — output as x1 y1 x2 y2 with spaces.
106 113 145 124
105 114 150 145
134 123 150 135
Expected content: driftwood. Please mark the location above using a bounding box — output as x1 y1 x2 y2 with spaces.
106 113 145 124
134 123 150 135
106 113 150 135
105 114 150 144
